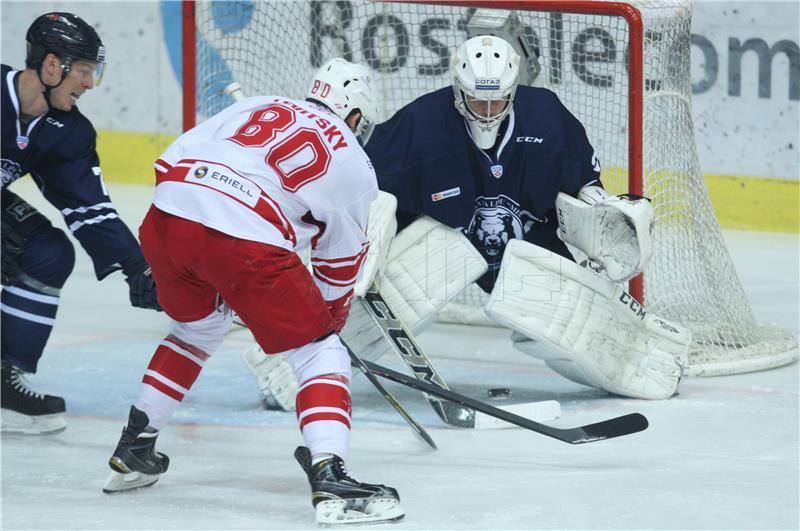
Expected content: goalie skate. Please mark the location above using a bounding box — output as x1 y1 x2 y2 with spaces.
295 446 404 526
103 406 169 493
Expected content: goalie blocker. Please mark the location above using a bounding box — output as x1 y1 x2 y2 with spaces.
486 239 689 400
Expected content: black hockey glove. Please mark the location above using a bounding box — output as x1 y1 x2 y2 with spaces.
122 257 162 311
1 226 24 285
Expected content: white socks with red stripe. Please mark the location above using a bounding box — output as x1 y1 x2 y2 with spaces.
296 374 352 460
135 334 210 431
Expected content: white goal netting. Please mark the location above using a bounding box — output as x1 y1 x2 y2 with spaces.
191 0 797 377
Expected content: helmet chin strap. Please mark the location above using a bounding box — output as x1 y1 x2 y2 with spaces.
35 61 68 110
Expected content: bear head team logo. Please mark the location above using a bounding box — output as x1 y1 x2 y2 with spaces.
465 195 540 269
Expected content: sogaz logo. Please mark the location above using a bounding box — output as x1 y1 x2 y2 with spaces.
474 78 500 90
194 166 208 179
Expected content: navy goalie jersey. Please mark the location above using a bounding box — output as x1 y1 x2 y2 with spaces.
365 85 602 291
1 64 142 279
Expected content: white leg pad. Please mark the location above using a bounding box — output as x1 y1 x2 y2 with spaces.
378 215 488 333
486 239 690 400
342 215 488 360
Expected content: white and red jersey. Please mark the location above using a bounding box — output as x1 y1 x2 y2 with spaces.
152 96 376 302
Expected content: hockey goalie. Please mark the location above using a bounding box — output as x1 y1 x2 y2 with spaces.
243 188 689 412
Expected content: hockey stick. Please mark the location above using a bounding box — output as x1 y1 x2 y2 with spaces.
360 286 475 428
362 359 649 444
345 342 437 450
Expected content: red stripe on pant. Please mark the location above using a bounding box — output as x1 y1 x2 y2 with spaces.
142 343 205 402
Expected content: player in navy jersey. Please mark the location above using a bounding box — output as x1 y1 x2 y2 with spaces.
1 13 161 435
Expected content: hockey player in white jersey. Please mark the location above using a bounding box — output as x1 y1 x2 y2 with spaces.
102 58 403 525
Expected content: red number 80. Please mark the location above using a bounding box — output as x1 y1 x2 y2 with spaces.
228 103 332 192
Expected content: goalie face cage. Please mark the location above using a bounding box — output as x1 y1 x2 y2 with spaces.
182 0 798 377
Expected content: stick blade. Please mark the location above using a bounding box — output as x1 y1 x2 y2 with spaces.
563 413 649 444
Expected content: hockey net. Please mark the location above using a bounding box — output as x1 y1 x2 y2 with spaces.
185 0 797 377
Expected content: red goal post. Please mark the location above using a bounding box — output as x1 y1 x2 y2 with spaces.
181 0 798 377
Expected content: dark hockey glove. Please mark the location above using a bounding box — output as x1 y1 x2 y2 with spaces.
122 258 162 311
1 226 24 285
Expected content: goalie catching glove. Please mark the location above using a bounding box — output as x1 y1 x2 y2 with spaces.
556 186 654 283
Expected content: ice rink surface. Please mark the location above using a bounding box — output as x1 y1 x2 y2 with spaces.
2 181 798 530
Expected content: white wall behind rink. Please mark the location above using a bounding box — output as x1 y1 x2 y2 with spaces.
1 0 798 181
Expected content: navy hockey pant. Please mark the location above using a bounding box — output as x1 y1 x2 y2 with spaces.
1 191 75 373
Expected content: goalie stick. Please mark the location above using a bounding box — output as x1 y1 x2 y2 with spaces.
345 342 437 450
362 359 649 444
360 286 475 428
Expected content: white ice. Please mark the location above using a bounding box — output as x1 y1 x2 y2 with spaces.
2 181 798 530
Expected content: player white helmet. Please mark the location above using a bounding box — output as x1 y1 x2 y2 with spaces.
307 58 379 144
451 35 520 150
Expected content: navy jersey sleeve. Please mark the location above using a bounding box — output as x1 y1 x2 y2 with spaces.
557 99 602 196
31 116 143 279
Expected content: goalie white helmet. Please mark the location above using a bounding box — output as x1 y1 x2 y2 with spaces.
451 35 520 150
307 58 379 144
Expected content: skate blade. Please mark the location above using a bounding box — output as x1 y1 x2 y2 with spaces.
0 410 66 435
315 498 404 526
102 470 160 494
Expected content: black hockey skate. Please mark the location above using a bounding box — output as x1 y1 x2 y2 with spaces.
103 406 169 493
294 446 404 525
1 361 66 434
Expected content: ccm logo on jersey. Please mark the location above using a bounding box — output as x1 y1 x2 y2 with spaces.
516 136 543 143
474 78 500 90
46 117 65 128
188 164 259 207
